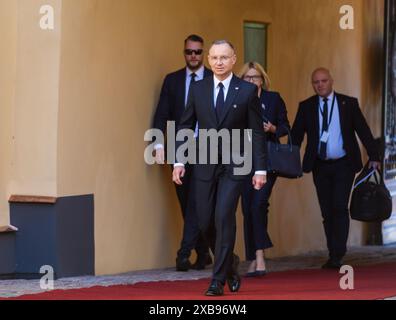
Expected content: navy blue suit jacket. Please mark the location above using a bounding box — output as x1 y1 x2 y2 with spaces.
153 67 213 134
176 75 267 181
291 92 379 173
259 91 290 143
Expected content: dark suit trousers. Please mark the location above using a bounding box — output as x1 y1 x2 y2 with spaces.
194 165 243 283
174 164 209 259
241 173 276 261
312 157 355 261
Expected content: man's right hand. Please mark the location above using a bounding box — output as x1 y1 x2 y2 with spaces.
155 147 165 164
252 174 267 190
369 161 381 170
172 166 185 185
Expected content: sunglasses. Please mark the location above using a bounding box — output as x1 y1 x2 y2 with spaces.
184 49 203 55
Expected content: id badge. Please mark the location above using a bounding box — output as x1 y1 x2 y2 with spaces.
320 131 329 143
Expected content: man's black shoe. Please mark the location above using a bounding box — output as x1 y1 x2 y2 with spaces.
191 254 213 270
226 254 241 292
227 273 241 292
176 257 191 271
321 259 343 269
205 280 224 296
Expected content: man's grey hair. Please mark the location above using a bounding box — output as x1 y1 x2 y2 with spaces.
210 39 235 51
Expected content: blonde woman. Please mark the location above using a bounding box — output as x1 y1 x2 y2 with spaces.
239 62 290 276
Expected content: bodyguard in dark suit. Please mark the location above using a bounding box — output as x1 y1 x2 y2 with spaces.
153 35 212 271
173 40 267 296
291 68 380 269
239 62 290 277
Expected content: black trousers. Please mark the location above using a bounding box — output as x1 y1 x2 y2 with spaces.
174 165 209 259
194 165 243 283
312 157 355 262
241 173 277 261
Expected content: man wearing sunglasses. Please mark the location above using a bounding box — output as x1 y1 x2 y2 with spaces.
153 34 213 272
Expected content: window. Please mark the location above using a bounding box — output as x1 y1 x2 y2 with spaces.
243 22 268 69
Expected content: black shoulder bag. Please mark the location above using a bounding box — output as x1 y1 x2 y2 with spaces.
266 127 303 179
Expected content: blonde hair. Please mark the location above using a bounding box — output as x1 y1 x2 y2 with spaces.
238 61 271 90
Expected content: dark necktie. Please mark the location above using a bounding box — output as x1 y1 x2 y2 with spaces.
185 73 197 108
216 82 225 121
319 97 329 159
188 73 196 93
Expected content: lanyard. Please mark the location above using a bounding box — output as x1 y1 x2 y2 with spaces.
319 95 336 133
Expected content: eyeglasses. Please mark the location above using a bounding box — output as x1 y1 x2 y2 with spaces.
184 49 203 55
208 55 233 63
243 75 263 82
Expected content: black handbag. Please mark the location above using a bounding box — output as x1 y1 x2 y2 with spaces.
266 128 303 179
350 163 392 222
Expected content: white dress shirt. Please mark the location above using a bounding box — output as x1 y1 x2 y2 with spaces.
318 91 346 160
213 73 233 106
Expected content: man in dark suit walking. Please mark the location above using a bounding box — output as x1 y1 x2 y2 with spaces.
173 40 267 296
153 35 212 271
291 68 380 269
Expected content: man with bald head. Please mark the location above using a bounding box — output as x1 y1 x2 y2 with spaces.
292 68 380 269
173 40 267 296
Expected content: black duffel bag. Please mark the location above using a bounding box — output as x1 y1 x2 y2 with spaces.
266 128 303 179
350 163 392 222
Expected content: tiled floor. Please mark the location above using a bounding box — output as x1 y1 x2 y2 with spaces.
1 245 395 299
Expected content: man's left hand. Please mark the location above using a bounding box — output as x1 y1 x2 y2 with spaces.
252 174 267 190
